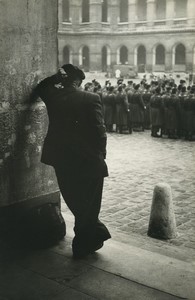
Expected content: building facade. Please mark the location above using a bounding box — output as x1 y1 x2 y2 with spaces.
58 0 195 74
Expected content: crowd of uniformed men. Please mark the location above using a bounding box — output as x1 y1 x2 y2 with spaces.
83 75 195 141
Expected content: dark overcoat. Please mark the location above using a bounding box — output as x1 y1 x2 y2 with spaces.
35 76 108 178
150 94 164 127
115 91 129 126
165 94 179 130
129 91 145 124
102 92 116 126
142 92 151 127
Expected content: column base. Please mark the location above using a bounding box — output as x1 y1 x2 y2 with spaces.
0 191 66 249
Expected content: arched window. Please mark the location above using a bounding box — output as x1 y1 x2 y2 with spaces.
63 46 70 64
120 46 128 64
137 45 146 72
62 0 70 22
175 0 187 18
175 44 186 65
156 45 165 65
82 0 90 23
156 0 166 20
102 0 108 22
137 0 146 21
82 46 90 71
120 0 128 22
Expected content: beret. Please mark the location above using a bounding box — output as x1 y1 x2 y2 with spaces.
61 64 85 80
134 84 140 90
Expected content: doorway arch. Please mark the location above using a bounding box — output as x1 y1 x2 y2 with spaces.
137 45 146 72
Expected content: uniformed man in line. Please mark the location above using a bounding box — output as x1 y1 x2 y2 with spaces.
129 84 145 131
166 88 180 139
115 85 129 133
150 87 164 137
142 84 152 129
102 86 116 132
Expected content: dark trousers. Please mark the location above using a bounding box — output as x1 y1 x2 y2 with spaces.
54 166 111 251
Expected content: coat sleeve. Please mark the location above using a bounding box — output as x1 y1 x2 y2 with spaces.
88 94 107 159
30 75 59 103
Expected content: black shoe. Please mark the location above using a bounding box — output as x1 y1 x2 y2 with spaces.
89 242 104 254
73 242 104 259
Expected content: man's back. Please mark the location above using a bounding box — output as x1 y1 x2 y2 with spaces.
36 78 108 177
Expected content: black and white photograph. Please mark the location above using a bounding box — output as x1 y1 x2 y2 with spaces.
0 0 195 299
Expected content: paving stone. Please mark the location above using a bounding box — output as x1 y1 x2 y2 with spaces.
51 288 96 300
68 268 181 300
0 263 66 300
101 131 195 249
62 131 195 250
16 249 92 284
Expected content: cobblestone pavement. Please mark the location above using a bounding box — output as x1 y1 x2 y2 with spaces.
99 131 195 249
61 131 195 250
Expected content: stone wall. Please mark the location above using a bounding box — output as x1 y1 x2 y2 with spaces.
0 0 59 212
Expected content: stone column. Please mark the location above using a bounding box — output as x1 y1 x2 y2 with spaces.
166 0 175 26
70 0 81 31
165 51 173 72
185 50 193 73
108 0 119 30
73 52 80 66
58 38 64 66
187 0 195 26
193 48 195 80
146 50 153 72
110 51 117 68
128 50 135 66
147 0 156 27
128 0 137 29
90 42 102 71
90 0 102 30
0 0 65 246
90 53 102 71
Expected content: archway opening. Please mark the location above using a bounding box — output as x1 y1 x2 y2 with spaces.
156 45 165 65
175 44 186 65
137 45 146 72
120 46 128 64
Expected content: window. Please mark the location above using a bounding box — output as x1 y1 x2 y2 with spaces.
102 0 108 22
156 45 165 65
137 0 147 21
175 44 186 65
175 0 187 18
82 0 90 22
62 0 70 22
120 0 128 22
156 0 166 20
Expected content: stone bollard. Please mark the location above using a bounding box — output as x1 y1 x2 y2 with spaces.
148 183 178 239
